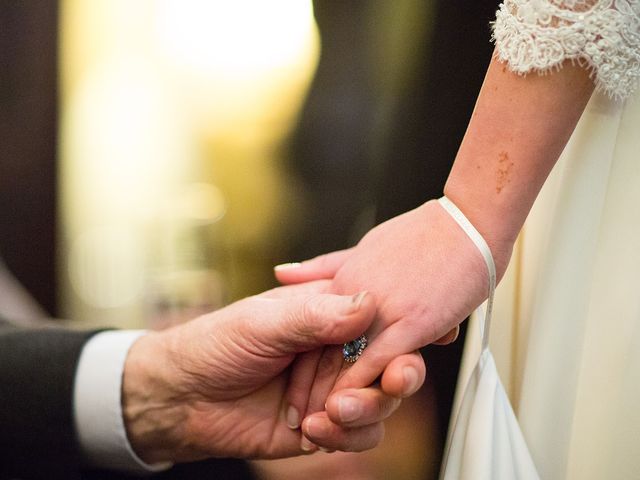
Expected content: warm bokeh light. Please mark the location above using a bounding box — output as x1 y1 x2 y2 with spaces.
157 0 315 75
59 0 319 328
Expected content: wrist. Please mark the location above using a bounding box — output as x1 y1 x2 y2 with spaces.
121 332 188 464
436 186 516 280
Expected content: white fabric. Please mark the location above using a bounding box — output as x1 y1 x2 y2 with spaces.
486 87 640 480
474 2 640 478
492 0 640 99
74 330 173 474
437 196 540 480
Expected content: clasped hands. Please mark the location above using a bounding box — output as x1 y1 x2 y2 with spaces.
122 200 512 465
277 199 513 451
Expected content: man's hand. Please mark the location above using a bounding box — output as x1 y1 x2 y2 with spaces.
120 281 425 464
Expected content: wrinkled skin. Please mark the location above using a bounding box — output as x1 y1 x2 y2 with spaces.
122 281 426 463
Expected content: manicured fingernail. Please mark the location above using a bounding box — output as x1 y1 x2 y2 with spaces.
301 435 316 452
304 417 329 439
286 405 300 429
351 291 369 310
403 366 420 397
451 326 460 342
275 262 301 271
338 395 362 422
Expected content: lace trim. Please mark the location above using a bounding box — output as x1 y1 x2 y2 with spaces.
492 0 640 100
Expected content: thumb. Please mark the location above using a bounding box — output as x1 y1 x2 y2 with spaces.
274 248 354 284
254 291 375 355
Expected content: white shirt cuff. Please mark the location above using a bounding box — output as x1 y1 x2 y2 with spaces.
73 330 173 474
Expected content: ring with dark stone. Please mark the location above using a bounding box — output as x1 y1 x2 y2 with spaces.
342 334 368 363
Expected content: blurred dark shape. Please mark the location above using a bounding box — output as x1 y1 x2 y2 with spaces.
286 0 381 258
374 0 500 219
286 0 501 466
83 458 254 480
375 0 501 452
0 0 58 315
0 257 48 325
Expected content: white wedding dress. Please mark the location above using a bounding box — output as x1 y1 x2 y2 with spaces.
455 1 640 479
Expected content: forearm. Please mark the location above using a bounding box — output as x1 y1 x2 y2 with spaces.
444 56 595 274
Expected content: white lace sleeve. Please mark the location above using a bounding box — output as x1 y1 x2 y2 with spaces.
492 1 640 99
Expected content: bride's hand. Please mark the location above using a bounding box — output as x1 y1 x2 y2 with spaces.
276 200 513 444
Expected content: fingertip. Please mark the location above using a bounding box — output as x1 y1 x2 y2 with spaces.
303 411 385 452
274 262 304 284
352 291 368 310
312 292 376 345
274 262 302 272
324 390 355 425
401 366 421 397
380 353 426 398
285 404 300 429
318 447 335 453
433 325 460 345
300 434 317 453
341 291 376 332
301 415 326 450
353 290 375 315
275 249 353 285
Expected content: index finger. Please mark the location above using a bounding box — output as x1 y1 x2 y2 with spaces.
258 280 332 299
274 248 354 284
325 351 425 427
324 387 401 428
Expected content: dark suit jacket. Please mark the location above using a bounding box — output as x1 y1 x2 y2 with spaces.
0 318 254 480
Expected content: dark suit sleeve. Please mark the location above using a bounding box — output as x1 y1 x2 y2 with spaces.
0 319 99 479
0 320 257 480
82 458 256 480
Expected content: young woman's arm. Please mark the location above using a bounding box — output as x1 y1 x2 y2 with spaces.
277 1 640 439
444 56 594 276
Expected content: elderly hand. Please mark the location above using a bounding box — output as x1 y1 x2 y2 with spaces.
120 281 425 464
276 200 514 430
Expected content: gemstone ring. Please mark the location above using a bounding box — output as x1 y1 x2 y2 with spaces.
343 334 368 363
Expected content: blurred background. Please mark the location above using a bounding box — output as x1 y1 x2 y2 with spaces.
0 1 499 478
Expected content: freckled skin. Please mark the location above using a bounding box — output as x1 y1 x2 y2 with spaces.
495 151 514 194
283 58 597 432
444 58 593 247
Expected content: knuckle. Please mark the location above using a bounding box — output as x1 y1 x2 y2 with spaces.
313 297 347 341
411 352 427 376
292 296 320 340
314 253 331 271
321 312 348 341
315 348 342 380
363 344 390 369
410 316 439 346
